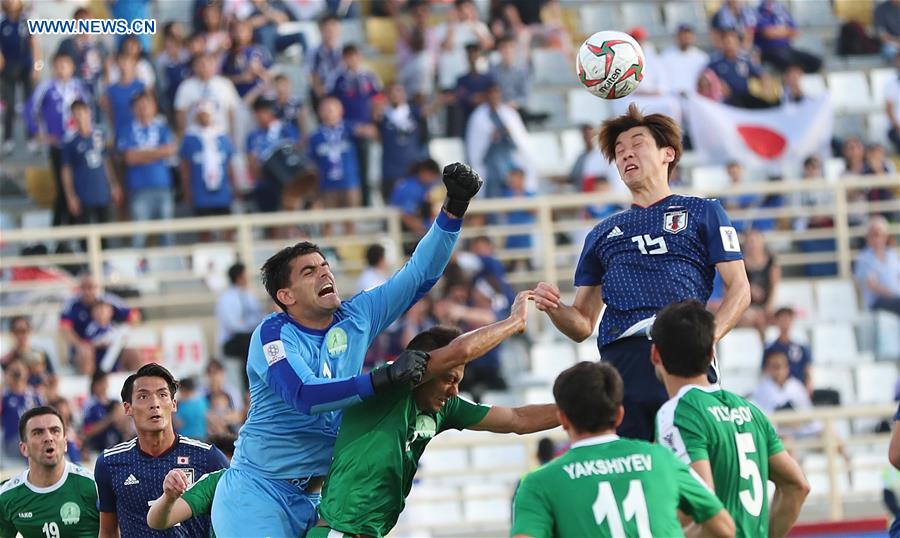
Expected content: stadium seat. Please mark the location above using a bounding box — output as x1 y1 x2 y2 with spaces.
364 56 398 86
428 138 466 168
764 325 809 346
870 67 896 105
811 365 856 406
365 17 397 54
463 495 510 523
720 368 759 398
31 333 64 374
21 210 52 229
56 374 90 411
834 0 874 25
826 72 874 113
876 311 900 361
523 386 555 405
192 246 237 292
419 447 468 474
854 362 898 404
792 34 827 58
621 3 666 37
578 5 622 35
471 444 527 469
522 131 567 177
799 74 827 98
567 88 611 126
771 280 816 320
811 323 858 365
850 453 885 493
802 453 850 498
559 128 584 172
717 328 764 370
402 500 463 525
814 279 860 322
340 20 365 48
527 90 568 129
663 3 708 33
867 112 891 146
532 48 577 86
530 341 577 381
690 165 730 191
789 0 838 27
161 324 209 378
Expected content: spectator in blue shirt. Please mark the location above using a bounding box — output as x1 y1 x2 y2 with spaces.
61 100 122 229
83 371 115 452
390 157 441 239
329 43 382 206
247 0 306 55
223 19 273 98
854 216 900 317
455 43 494 128
247 96 300 213
118 93 176 248
155 22 191 120
174 378 209 440
503 167 536 258
272 73 309 142
55 7 109 106
308 14 343 111
107 0 151 52
1 359 43 464
710 0 757 51
375 82 425 203
708 30 775 109
102 52 147 142
179 100 236 223
0 0 38 155
763 307 812 392
308 96 362 211
755 0 822 73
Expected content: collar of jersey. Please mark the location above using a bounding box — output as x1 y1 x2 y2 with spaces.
282 311 342 336
137 434 181 458
631 193 676 210
570 433 620 449
675 383 718 400
24 461 71 494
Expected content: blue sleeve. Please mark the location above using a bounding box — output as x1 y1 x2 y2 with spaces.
573 225 605 287
160 124 172 145
352 211 462 337
61 140 73 166
207 447 230 471
94 455 117 512
245 132 255 154
258 319 375 415
117 129 134 152
748 60 763 78
223 137 235 160
702 199 743 265
179 137 191 160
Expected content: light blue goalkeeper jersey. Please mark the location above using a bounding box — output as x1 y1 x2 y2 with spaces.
230 212 461 479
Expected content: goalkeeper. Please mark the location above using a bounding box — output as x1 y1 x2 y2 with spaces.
210 163 482 537
309 291 560 538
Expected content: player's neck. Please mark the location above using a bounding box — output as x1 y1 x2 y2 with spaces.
289 310 334 331
137 428 177 457
568 428 617 445
630 180 672 208
664 374 711 398
28 462 66 488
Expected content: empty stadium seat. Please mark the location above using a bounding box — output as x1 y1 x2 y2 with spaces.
559 128 584 171
21 210 52 229
30 333 64 374
690 165 730 191
523 386 555 405
278 21 319 50
772 280 816 320
826 72 874 113
56 374 90 410
527 90 568 129
867 112 890 147
802 453 850 498
579 4 622 34
522 131 567 177
789 0 838 27
811 323 859 365
192 246 237 292
530 341 577 381
402 500 462 525
532 48 576 86
854 362 898 404
463 496 510 523
870 67 896 105
876 311 900 361
814 279 861 322
799 74 827 97
764 325 809 346
622 3 666 36
471 444 527 469
812 365 856 405
428 138 466 168
567 88 611 126
720 368 759 398
717 328 764 369
663 2 707 33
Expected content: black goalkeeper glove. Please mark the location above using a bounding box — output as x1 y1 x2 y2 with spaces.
370 350 430 393
441 162 483 218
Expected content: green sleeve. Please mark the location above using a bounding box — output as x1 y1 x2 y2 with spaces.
671 453 724 524
439 395 491 432
657 400 708 464
0 501 16 538
510 472 552 538
764 414 785 457
182 469 225 517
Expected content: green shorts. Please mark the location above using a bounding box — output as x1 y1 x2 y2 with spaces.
306 527 355 538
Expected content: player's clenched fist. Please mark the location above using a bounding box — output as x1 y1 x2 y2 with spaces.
162 469 190 500
371 349 430 393
532 282 561 312
441 162 483 218
510 290 534 332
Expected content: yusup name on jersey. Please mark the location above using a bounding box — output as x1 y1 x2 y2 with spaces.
707 405 754 425
562 454 653 480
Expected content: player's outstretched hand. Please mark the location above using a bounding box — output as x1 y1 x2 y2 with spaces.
532 282 561 312
162 469 190 500
510 290 534 333
371 349 430 393
441 162 483 218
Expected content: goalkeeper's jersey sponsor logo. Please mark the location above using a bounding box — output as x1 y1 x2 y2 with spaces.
325 328 348 358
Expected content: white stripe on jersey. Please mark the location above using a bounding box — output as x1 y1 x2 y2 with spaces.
103 438 137 456
179 437 212 450
655 396 690 464
67 461 95 480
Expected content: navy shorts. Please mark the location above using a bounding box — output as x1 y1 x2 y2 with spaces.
599 336 668 442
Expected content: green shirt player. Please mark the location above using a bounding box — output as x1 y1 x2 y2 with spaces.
511 361 734 538
309 291 560 538
650 300 810 538
0 406 99 538
146 468 225 534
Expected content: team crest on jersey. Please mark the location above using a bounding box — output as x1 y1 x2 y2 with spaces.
264 340 286 366
176 468 195 485
60 502 81 525
325 328 348 358
413 414 437 441
663 210 688 234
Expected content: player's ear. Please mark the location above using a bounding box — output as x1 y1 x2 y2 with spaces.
556 409 569 432
276 288 294 308
613 405 625 429
18 441 27 459
661 146 675 164
649 344 662 367
123 401 133 417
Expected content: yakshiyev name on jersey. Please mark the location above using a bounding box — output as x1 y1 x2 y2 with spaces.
707 405 755 426
562 454 653 479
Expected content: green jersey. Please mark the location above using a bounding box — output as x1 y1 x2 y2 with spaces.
318 384 491 537
655 384 785 538
511 435 724 538
0 462 99 538
182 468 225 538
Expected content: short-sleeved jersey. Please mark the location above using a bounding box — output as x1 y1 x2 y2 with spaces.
574 194 743 348
94 435 229 537
656 385 784 538
179 132 234 209
307 123 360 191
60 294 133 341
511 435 724 537
116 119 173 192
181 469 224 520
231 213 460 480
0 462 99 538
61 128 110 208
318 382 491 536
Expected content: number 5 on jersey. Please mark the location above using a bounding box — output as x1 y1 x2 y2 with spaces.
631 234 668 255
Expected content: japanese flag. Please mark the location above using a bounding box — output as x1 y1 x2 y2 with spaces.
686 94 833 171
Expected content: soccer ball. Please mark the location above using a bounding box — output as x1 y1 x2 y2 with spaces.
576 30 645 99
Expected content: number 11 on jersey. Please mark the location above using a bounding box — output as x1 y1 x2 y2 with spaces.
592 479 652 537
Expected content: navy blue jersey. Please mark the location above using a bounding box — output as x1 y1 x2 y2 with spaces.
575 194 743 348
62 129 111 208
94 435 228 537
60 294 133 340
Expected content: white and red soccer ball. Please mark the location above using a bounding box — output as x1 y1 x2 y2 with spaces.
576 30 645 99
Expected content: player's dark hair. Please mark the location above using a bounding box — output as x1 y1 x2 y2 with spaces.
70 99 89 113
52 51 74 64
553 362 623 433
227 262 246 285
413 158 441 176
261 242 325 311
180 377 197 392
774 306 795 318
365 244 385 267
91 370 108 394
209 434 236 458
650 300 715 377
19 406 65 440
318 14 340 27
598 102 682 180
342 43 359 57
252 96 275 112
406 326 464 353
273 73 289 83
9 315 30 331
536 437 556 465
130 91 153 108
121 363 179 404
